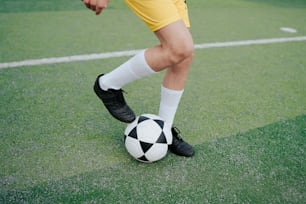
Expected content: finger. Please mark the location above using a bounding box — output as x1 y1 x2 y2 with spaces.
90 4 97 11
95 3 107 15
83 0 90 6
95 6 103 15
82 0 91 9
89 1 98 11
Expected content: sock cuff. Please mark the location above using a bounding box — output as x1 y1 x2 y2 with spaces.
131 49 156 78
98 49 156 90
161 85 184 95
159 86 184 126
160 85 184 107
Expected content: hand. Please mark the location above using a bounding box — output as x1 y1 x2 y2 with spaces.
82 0 110 15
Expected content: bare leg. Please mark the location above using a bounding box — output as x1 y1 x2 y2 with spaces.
145 20 194 91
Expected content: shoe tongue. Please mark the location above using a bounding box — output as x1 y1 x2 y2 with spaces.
172 129 183 141
175 134 183 141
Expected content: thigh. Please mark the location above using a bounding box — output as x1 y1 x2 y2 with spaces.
124 0 190 32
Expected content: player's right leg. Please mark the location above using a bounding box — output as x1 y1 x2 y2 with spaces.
94 0 193 127
94 74 136 123
93 49 156 123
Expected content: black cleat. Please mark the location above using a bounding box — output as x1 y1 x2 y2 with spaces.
93 74 136 123
169 127 195 157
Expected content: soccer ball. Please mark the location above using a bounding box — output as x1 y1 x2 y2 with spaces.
124 114 172 163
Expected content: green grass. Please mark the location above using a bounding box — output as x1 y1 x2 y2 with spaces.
1 116 305 203
1 0 306 203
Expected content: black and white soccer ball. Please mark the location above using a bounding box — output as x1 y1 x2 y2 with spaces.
124 114 172 163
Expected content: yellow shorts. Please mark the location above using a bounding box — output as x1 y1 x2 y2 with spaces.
124 0 190 32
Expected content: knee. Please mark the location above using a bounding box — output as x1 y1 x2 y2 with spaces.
167 41 194 65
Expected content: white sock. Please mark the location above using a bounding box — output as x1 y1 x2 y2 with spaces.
99 49 155 90
158 86 184 127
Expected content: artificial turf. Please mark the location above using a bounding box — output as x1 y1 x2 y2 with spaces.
1 0 306 203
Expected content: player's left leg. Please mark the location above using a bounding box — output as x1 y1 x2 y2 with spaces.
156 36 195 157
94 0 195 156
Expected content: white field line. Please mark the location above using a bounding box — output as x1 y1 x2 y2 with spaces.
1 36 306 69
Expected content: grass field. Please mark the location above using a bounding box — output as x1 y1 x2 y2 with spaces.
1 0 306 203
